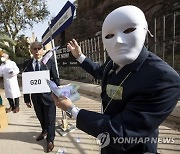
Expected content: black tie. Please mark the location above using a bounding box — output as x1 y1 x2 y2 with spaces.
35 60 39 71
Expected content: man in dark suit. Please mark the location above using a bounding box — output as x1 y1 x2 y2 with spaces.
23 41 60 153
51 6 180 154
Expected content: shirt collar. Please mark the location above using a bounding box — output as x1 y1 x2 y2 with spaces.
33 58 42 64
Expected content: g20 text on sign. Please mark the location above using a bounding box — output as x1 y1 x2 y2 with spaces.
22 70 50 94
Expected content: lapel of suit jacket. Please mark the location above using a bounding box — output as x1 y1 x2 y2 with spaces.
101 58 113 91
27 59 34 72
40 61 49 71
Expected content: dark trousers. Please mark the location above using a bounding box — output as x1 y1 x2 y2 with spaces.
33 95 56 142
7 97 19 109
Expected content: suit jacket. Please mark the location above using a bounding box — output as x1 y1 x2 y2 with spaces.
23 58 60 105
76 47 180 154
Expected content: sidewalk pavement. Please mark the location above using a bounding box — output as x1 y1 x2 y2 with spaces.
0 79 180 154
0 86 101 154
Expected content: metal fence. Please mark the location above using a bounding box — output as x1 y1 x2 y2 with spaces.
58 36 106 84
145 11 180 73
58 11 180 84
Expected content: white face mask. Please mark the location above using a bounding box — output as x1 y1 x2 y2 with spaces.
1 57 6 62
102 5 148 67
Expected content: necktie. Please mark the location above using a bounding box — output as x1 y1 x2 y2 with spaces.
35 60 39 71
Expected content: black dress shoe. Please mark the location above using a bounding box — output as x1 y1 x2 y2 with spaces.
6 107 13 113
36 132 47 141
13 107 20 113
47 142 54 153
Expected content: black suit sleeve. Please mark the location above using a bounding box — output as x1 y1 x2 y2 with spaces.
76 70 180 151
22 59 32 103
80 57 111 80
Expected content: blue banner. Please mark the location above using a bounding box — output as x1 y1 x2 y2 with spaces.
42 1 75 46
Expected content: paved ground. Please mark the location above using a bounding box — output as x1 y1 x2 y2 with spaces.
0 79 180 154
0 91 101 154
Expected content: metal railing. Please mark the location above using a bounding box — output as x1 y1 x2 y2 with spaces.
146 11 180 73
58 36 106 84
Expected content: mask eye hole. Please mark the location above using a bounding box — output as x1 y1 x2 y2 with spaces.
123 28 136 34
105 34 114 39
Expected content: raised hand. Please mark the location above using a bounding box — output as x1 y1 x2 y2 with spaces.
67 39 82 59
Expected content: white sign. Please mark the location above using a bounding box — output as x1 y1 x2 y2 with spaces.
22 70 51 94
